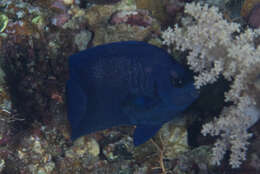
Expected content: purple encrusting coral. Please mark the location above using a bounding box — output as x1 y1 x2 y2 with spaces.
50 0 71 26
248 3 260 28
87 0 122 4
110 10 153 27
165 0 184 17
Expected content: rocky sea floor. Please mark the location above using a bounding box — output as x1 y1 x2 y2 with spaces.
0 0 260 173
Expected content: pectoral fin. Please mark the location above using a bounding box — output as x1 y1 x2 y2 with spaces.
133 124 162 146
122 94 160 114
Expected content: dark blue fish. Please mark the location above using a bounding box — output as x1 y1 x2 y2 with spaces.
66 41 198 146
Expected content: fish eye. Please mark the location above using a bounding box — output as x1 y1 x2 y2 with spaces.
170 70 187 88
172 77 184 88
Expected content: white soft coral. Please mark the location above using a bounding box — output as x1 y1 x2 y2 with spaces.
162 2 260 168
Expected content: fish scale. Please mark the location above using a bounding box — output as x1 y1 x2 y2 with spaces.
89 55 152 96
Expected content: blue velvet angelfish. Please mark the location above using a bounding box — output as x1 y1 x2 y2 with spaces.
66 41 198 146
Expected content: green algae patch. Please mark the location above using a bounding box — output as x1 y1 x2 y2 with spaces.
32 16 45 29
0 14 8 32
